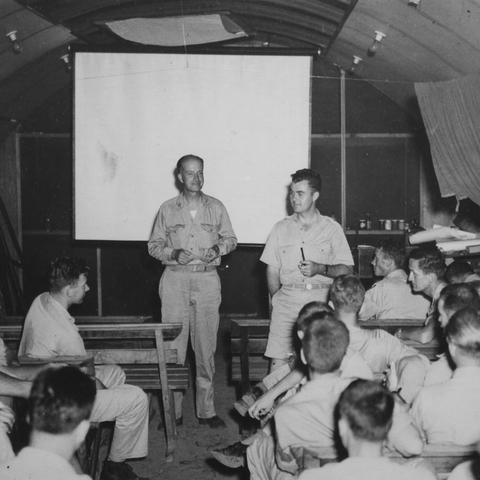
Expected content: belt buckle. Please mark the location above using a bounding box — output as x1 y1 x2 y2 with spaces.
306 284 312 290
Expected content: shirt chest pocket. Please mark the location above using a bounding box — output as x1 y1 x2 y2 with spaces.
310 242 333 265
166 224 185 246
199 223 219 248
278 244 299 272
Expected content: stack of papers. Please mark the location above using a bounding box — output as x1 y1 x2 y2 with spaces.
409 226 480 253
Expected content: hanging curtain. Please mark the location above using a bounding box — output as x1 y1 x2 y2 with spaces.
415 74 480 206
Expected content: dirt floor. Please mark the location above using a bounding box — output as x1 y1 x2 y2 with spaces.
103 318 252 480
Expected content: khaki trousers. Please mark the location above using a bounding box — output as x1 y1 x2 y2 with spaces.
160 268 221 419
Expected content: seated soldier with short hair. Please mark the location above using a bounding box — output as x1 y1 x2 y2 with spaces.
246 313 423 480
445 260 480 284
359 239 430 321
393 283 480 402
331 274 429 402
299 379 436 480
1 366 95 479
18 257 149 480
410 307 480 445
395 247 447 344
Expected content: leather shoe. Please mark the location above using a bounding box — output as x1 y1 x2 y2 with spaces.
157 416 183 431
234 383 268 416
211 441 247 468
198 415 226 429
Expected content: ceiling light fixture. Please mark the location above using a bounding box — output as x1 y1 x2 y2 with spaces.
367 31 386 57
60 54 72 73
408 0 420 8
6 30 22 55
348 56 362 75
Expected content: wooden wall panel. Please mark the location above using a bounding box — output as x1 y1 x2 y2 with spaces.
20 136 72 232
0 130 21 238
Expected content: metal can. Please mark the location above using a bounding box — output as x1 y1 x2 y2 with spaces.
398 219 405 230
379 219 385 230
385 219 392 230
392 219 399 230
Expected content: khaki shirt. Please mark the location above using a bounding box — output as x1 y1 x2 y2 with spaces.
411 366 480 445
18 293 86 357
347 324 421 374
148 192 237 266
261 210 353 286
359 269 430 321
275 374 414 475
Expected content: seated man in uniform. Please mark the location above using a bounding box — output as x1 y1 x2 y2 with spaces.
1 366 95 479
393 283 480 403
359 239 430 321
331 274 428 403
246 314 423 480
410 306 480 445
395 246 447 344
445 260 480 284
0 287 62 407
299 379 436 480
423 283 480 386
18 257 149 480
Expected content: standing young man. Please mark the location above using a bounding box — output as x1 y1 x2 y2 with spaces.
260 169 353 372
148 154 237 429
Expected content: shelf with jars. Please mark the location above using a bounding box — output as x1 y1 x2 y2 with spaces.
345 230 405 235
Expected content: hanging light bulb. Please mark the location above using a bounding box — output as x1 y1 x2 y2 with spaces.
6 30 22 55
348 56 362 76
60 54 72 73
367 31 386 57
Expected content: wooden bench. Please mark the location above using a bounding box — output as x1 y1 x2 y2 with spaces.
231 318 443 393
0 320 188 463
231 319 270 395
292 444 477 479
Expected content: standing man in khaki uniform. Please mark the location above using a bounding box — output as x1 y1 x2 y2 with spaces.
148 155 237 429
260 169 354 372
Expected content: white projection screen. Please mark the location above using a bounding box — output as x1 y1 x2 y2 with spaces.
74 52 311 243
